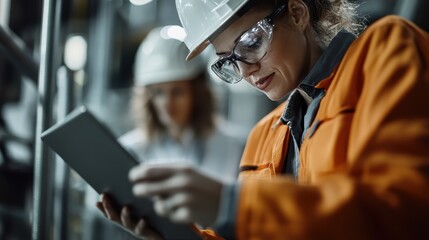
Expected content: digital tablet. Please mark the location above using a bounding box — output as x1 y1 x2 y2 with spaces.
41 106 201 240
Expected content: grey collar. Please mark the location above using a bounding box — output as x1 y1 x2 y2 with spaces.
300 30 357 96
281 30 357 123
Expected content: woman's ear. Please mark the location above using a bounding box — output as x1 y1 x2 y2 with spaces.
288 0 310 31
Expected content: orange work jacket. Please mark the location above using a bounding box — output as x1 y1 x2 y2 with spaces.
235 16 429 239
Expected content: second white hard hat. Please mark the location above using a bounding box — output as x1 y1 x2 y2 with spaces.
175 0 251 60
133 25 206 87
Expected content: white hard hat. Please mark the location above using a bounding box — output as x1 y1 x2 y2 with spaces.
175 0 251 61
133 25 206 87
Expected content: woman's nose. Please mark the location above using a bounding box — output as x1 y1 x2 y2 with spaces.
237 61 260 78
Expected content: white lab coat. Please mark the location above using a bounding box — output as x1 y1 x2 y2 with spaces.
118 125 243 181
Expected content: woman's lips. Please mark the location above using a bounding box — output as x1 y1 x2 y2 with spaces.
255 73 274 91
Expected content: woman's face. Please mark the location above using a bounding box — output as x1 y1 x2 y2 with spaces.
212 0 312 101
149 80 193 130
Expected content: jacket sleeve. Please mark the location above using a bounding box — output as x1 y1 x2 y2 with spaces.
236 17 429 240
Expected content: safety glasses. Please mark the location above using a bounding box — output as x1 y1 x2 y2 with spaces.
211 4 288 84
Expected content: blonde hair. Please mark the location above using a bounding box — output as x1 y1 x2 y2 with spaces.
257 0 364 48
131 74 215 140
302 0 364 47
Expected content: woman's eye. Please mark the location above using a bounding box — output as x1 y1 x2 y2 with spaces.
237 29 265 54
241 36 262 50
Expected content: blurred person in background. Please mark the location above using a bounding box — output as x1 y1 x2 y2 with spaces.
95 25 243 239
97 0 429 239
117 26 242 179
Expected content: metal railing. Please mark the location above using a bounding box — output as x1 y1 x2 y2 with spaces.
0 25 39 83
32 0 64 238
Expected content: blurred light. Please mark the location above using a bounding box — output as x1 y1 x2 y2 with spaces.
160 25 187 42
64 35 87 71
130 0 153 6
74 69 86 86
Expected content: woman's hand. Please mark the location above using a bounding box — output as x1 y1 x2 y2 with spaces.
129 163 224 227
96 193 164 240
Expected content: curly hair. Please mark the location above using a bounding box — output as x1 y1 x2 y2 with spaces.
302 0 364 47
131 74 215 140
255 0 364 48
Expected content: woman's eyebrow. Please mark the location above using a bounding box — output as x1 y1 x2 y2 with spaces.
215 28 248 56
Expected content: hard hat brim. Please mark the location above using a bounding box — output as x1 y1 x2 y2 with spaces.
184 0 253 61
186 40 210 61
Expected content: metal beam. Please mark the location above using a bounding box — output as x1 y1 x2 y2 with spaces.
0 0 10 26
32 0 63 238
53 66 74 240
0 25 39 82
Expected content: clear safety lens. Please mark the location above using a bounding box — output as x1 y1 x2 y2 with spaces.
211 60 242 84
235 19 273 62
211 18 274 84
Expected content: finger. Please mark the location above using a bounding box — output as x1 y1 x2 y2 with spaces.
129 163 193 182
96 202 108 218
168 207 192 224
132 174 192 197
101 194 121 222
153 199 168 217
134 218 146 236
129 164 177 182
153 193 192 217
121 206 136 230
134 219 163 240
